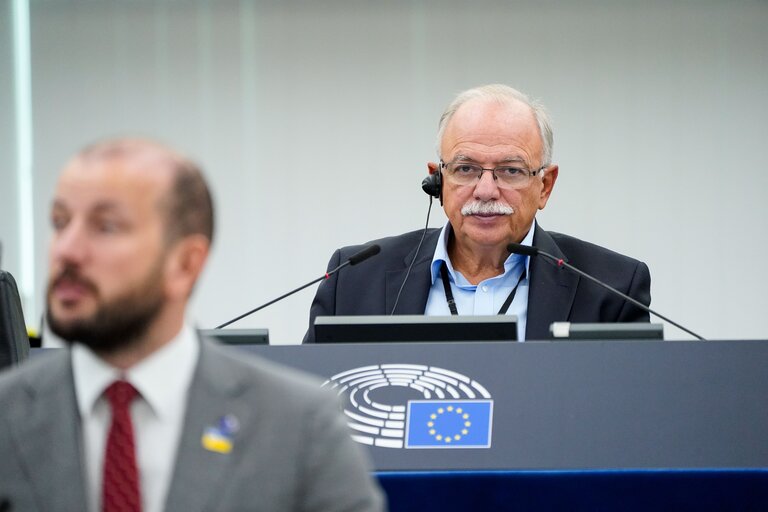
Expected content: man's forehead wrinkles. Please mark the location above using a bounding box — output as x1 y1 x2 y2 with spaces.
444 136 537 151
445 145 535 164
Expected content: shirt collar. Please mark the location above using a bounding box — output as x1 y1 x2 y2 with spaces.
72 323 200 420
430 219 537 285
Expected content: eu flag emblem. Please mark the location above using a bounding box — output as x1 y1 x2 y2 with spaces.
405 400 493 448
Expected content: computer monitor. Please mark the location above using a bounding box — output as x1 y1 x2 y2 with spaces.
313 315 517 343
200 328 270 345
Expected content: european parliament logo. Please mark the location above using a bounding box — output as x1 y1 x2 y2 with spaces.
322 364 494 449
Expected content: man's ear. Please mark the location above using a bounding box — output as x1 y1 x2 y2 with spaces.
427 162 439 175
538 165 559 210
164 234 210 300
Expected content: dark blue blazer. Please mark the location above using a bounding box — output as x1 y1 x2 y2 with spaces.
303 224 651 343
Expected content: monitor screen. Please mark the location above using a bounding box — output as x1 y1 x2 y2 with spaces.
313 315 517 343
200 328 269 345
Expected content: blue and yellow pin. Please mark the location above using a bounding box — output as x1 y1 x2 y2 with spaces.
201 414 239 454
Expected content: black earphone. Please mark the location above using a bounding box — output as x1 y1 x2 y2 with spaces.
421 162 443 204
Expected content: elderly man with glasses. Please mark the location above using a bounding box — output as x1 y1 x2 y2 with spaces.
303 84 651 343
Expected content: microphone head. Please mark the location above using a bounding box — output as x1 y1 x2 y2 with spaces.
348 244 381 265
507 242 539 257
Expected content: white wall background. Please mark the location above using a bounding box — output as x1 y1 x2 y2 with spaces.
2 0 767 343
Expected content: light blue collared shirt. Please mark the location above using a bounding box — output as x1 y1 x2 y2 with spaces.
424 221 536 341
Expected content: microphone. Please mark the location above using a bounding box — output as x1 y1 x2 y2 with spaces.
347 244 381 265
215 244 380 329
507 243 706 341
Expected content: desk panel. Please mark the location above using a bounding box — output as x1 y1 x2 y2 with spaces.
240 340 768 471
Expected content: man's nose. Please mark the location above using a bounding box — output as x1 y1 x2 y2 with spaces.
51 221 88 265
473 169 501 200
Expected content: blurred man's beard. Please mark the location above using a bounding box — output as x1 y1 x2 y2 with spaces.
46 260 166 355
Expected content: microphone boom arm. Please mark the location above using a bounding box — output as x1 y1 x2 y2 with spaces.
214 245 379 329
536 248 706 341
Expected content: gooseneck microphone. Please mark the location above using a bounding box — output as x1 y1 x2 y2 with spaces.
215 244 381 329
346 244 381 265
507 243 706 341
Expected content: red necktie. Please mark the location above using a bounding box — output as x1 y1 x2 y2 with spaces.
102 380 141 512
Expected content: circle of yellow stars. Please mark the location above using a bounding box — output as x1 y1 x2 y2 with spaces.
427 405 471 444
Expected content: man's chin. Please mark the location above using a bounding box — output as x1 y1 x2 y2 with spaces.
47 313 97 345
46 289 163 353
459 225 515 248
48 309 96 333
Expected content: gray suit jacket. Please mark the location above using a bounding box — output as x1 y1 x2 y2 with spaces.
303 224 651 342
0 339 384 512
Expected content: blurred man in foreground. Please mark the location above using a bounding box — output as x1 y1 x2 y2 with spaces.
0 138 384 512
304 84 650 342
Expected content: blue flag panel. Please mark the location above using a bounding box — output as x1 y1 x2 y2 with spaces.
405 400 493 448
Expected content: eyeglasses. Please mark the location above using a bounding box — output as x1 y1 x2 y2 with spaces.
441 160 546 189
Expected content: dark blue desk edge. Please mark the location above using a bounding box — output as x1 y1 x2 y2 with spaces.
375 468 768 511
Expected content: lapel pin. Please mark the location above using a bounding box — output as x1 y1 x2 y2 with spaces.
201 414 239 454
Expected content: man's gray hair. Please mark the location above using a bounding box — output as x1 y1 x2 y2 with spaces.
436 84 554 166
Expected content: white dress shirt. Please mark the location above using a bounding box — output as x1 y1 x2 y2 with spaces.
424 221 535 341
72 324 199 512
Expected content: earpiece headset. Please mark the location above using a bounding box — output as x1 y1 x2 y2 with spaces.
391 165 440 314
421 162 443 205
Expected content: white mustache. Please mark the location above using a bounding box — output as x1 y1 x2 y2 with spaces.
461 200 515 216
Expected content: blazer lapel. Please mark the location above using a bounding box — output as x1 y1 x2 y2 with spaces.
12 352 87 510
525 225 580 340
164 339 254 512
385 229 440 314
